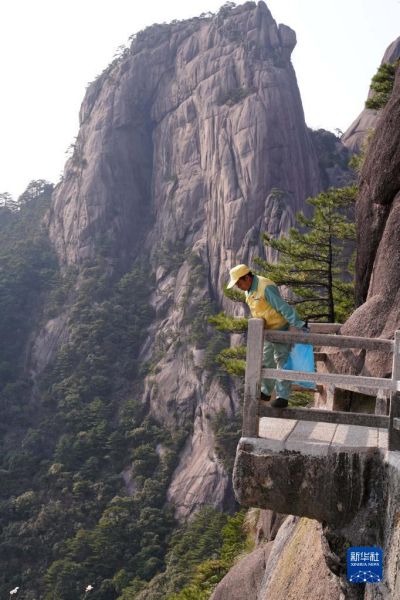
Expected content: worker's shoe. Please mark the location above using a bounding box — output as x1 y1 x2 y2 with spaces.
260 392 271 401
271 397 288 408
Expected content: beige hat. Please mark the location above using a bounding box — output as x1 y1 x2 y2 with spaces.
227 264 251 289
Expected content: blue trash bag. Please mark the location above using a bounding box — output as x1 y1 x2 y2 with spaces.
284 343 315 389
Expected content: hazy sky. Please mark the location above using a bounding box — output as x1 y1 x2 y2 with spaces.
1 0 399 198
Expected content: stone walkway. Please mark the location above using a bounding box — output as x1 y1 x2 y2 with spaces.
258 416 388 455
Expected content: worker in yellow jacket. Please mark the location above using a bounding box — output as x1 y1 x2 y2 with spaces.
227 264 306 408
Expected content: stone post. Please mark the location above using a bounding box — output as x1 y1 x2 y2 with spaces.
242 318 264 438
389 330 400 451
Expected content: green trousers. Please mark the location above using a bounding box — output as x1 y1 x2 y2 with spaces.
261 340 292 400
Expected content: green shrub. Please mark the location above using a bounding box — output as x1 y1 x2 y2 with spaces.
218 86 256 106
365 61 399 110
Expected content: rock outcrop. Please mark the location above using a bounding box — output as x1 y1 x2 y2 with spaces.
209 543 273 600
258 517 342 600
327 63 400 381
211 517 342 600
42 1 334 518
48 1 322 273
342 36 400 152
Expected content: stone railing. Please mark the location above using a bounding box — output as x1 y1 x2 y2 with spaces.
242 318 400 450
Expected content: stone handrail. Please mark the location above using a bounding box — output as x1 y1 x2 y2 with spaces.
242 318 400 450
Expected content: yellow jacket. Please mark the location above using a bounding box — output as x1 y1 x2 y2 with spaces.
245 275 289 330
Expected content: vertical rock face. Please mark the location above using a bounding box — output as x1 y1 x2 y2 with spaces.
342 36 400 152
355 65 400 303
366 454 400 600
45 1 324 517
331 65 400 380
48 1 321 273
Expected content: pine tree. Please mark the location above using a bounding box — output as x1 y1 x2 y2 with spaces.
365 61 399 110
209 186 357 380
255 186 357 323
0 192 19 212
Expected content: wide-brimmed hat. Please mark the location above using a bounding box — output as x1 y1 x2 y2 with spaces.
227 264 251 289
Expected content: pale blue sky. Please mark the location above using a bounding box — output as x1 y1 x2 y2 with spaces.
0 0 399 198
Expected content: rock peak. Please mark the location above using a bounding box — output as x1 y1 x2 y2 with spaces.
46 1 324 517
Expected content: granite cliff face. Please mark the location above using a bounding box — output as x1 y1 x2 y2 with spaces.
342 36 400 152
210 517 342 600
42 1 331 519
217 48 400 600
48 1 322 273
327 62 400 381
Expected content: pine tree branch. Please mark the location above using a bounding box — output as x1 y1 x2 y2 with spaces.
290 298 329 305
